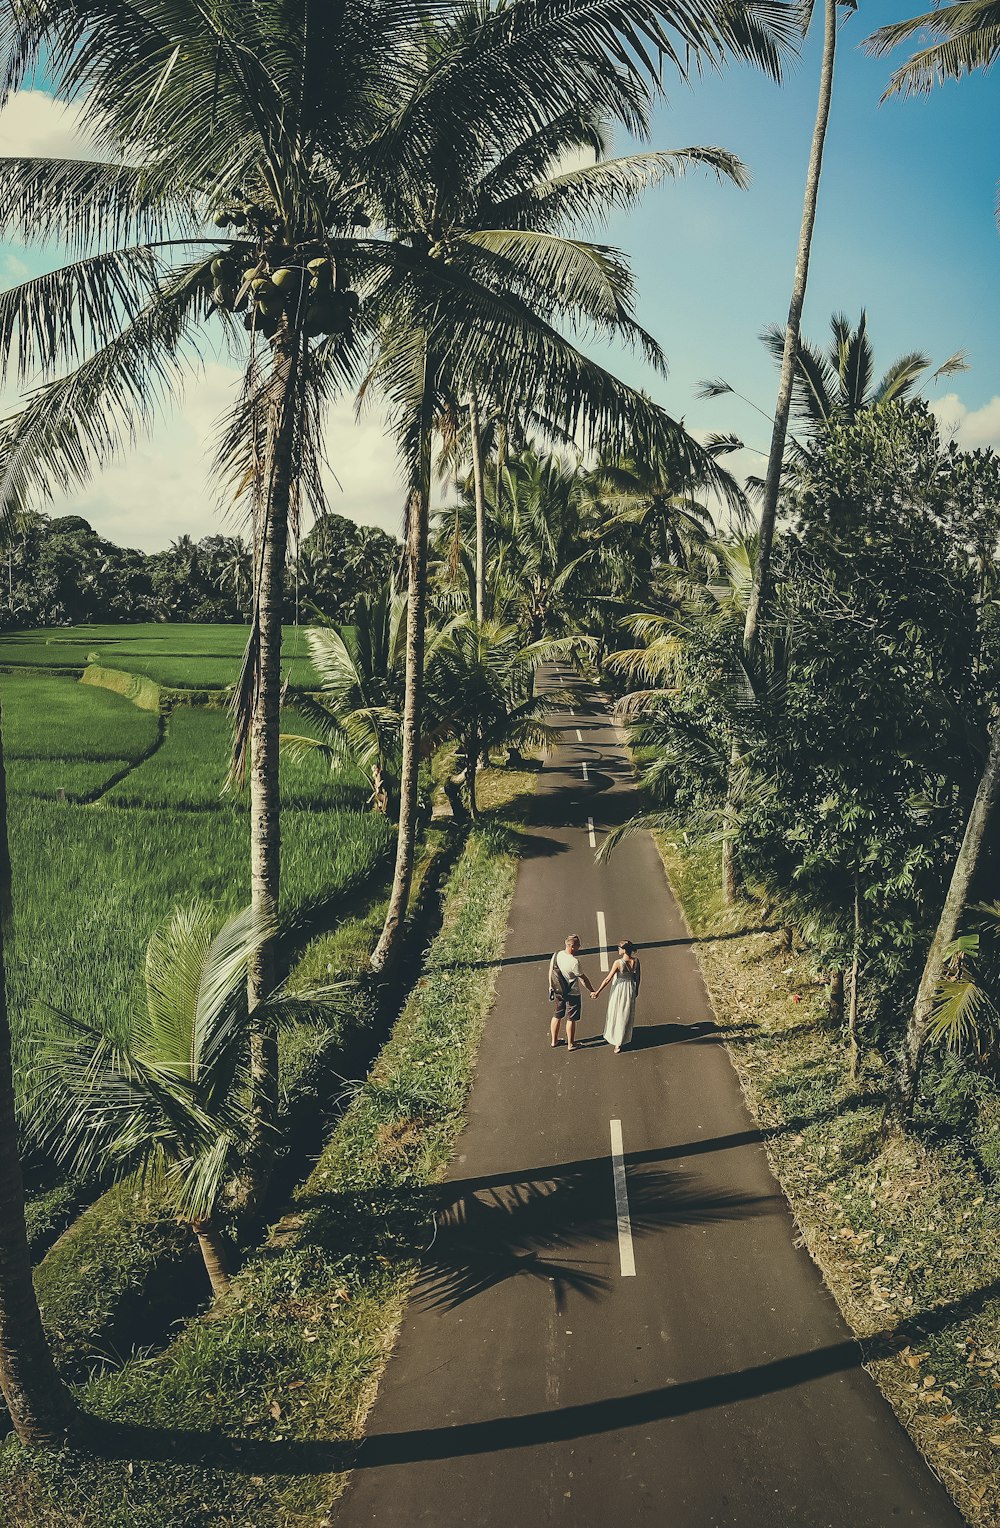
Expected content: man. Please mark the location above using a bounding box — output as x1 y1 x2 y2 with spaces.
548 933 595 1051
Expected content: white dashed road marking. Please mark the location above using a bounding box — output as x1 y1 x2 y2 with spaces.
596 909 609 971
610 1119 636 1277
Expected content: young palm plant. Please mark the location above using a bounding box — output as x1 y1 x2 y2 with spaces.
280 586 408 817
28 902 342 1298
424 619 565 818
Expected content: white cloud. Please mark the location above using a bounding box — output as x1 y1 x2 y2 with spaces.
0 90 97 160
930 392 1000 453
70 367 408 551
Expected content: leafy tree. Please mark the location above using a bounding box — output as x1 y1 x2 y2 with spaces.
867 2 1000 145
363 0 792 972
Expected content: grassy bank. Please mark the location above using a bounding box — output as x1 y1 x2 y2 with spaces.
0 774 527 1527
657 832 1000 1528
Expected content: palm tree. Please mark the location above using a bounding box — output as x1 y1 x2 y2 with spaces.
759 310 967 432
0 0 796 1127
866 3 1000 116
363 0 795 972
0 0 437 1194
424 619 563 818
902 724 1000 1111
280 587 408 816
29 901 337 1296
745 0 843 659
0 716 83 1446
924 900 1000 1062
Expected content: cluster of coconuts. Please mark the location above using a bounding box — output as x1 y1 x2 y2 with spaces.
208 201 368 341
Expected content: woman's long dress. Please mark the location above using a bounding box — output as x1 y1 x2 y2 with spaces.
603 965 638 1048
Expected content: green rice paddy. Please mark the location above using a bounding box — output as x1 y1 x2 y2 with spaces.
0 623 319 689
0 638 392 1123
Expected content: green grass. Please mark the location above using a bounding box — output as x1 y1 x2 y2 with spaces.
656 831 1000 1528
0 624 319 689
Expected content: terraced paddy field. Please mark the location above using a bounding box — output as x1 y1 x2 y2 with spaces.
0 622 319 689
0 665 392 1168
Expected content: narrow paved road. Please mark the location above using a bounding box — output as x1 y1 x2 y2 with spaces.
336 673 963 1527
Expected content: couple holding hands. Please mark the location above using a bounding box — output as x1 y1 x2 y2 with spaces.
548 933 640 1054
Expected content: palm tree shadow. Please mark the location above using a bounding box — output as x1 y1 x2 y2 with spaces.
78 1275 1000 1476
416 1166 780 1314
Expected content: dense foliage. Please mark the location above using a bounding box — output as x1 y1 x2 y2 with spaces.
616 401 1000 1128
0 511 398 629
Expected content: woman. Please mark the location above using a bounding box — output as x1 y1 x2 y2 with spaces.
592 940 640 1053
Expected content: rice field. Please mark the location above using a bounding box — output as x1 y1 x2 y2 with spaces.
0 667 393 1121
0 623 319 689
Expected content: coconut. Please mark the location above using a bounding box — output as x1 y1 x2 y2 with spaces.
352 206 371 229
212 211 231 228
210 284 234 309
271 267 298 290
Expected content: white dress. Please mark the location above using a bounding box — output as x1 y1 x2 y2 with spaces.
603 962 638 1048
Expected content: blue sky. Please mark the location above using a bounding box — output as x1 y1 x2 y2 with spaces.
598 0 1000 468
0 2 997 548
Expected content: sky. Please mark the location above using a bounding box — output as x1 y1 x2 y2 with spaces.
0 2 997 552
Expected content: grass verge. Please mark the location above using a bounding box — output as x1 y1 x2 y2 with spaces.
656 831 1000 1528
1 769 530 1526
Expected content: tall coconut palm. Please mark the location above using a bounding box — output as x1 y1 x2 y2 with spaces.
0 716 82 1445
759 310 967 432
0 0 441 1195
744 0 845 658
362 0 796 972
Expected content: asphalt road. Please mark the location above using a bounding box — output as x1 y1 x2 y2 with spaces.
335 672 964 1527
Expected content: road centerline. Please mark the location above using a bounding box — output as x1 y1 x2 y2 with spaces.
587 815 596 849
581 760 589 782
576 729 583 742
610 1119 636 1278
596 909 609 970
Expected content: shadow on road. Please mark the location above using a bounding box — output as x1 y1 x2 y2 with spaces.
440 930 778 974
415 1166 779 1314
77 1277 1000 1475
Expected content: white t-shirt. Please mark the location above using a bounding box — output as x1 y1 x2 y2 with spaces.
554 951 581 988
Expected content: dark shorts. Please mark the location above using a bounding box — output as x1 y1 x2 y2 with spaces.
553 990 581 1021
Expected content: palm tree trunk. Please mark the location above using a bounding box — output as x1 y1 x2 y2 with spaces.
247 324 297 1182
901 721 1000 1112
827 966 845 1026
469 388 487 624
0 717 82 1446
848 876 862 1084
743 0 837 657
372 352 435 974
467 737 479 821
192 1219 231 1299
